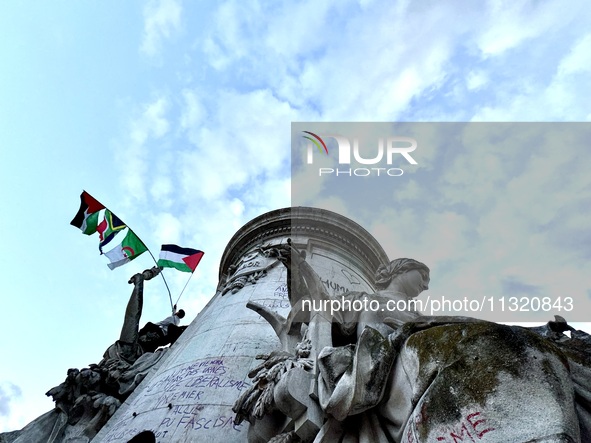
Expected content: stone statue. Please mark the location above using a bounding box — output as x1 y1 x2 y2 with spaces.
4 268 185 443
234 243 591 443
102 266 161 365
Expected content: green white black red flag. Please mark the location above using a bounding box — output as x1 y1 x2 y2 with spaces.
157 244 204 272
70 191 105 235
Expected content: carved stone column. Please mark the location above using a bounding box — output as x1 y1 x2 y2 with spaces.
92 207 388 442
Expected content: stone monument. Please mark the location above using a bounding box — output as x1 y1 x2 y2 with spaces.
2 206 590 443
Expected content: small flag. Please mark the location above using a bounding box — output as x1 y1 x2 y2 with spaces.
97 210 126 253
157 244 204 273
70 191 105 235
104 230 148 270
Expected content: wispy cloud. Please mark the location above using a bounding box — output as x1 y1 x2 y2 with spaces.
178 88 292 201
195 1 591 123
117 96 170 204
0 382 21 418
141 0 182 57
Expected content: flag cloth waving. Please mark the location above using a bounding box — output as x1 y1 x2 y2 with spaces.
70 191 105 235
158 244 204 272
97 210 126 253
71 191 152 271
104 230 148 270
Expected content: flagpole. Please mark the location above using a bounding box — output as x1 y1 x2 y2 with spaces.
174 271 195 307
122 220 174 313
146 249 174 312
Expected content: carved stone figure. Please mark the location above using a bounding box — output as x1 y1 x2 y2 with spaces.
235 244 591 443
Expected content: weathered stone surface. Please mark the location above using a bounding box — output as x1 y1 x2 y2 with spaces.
230 220 591 442
389 322 579 442
0 430 20 443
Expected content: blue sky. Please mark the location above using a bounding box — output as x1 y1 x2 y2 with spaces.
1 0 591 432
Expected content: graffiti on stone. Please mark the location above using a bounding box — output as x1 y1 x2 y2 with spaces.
341 268 361 285
133 359 249 411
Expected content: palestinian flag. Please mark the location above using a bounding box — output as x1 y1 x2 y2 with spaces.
104 229 148 270
97 210 126 253
157 244 204 273
70 191 105 235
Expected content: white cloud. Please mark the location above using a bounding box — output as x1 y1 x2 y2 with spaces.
0 382 21 418
180 89 207 131
200 1 464 120
118 96 170 203
466 71 488 90
557 33 591 76
228 197 245 217
193 0 591 123
151 211 183 245
0 381 27 433
178 88 293 201
238 177 291 215
141 0 182 57
150 174 174 206
475 4 533 56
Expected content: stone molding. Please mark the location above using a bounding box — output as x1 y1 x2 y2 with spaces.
219 207 389 287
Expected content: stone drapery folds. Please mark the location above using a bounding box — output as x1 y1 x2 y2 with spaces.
235 244 591 443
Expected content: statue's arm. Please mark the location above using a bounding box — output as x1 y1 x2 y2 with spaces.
120 267 161 343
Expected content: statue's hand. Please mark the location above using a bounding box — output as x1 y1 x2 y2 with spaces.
142 266 161 281
128 266 161 284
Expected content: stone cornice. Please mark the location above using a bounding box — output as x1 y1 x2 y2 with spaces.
219 207 389 285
